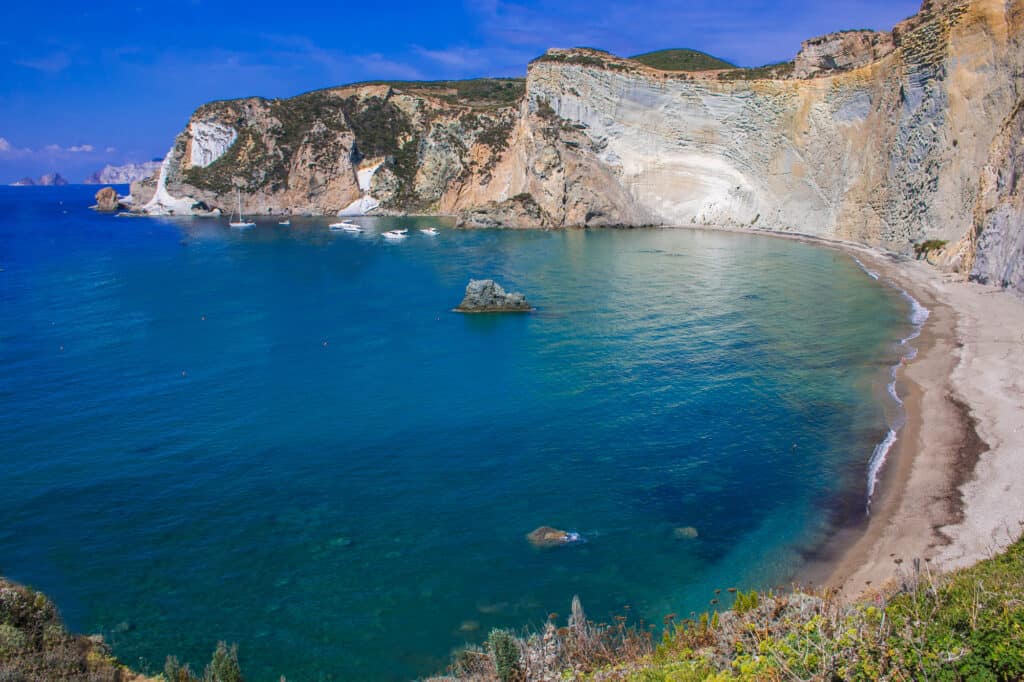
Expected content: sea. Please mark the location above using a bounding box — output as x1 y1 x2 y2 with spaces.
0 185 916 680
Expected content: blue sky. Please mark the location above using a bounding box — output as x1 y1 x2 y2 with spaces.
0 0 921 183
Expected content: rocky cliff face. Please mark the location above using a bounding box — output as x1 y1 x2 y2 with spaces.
85 161 162 185
132 80 525 218
134 0 1024 296
962 98 1024 293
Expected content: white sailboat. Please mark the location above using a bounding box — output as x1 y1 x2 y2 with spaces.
229 190 255 228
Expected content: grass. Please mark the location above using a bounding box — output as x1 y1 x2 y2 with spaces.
439 534 1024 680
629 49 735 72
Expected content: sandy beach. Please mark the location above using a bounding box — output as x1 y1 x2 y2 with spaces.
790 238 1024 597
685 225 1024 596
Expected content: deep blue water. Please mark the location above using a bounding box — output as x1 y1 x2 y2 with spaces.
0 186 912 680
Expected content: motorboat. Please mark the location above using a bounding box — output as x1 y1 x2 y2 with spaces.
382 229 408 240
420 227 439 236
329 221 363 232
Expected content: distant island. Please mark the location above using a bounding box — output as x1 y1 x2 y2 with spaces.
10 172 68 187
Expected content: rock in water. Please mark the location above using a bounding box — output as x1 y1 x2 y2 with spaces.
456 279 531 313
94 187 120 212
527 526 581 548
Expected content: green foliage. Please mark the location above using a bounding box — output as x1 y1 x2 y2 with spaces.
204 641 243 682
629 49 735 72
0 578 127 680
355 79 526 108
535 98 557 120
718 61 796 81
607 537 1024 681
339 95 410 159
733 590 759 614
487 629 522 682
0 622 27 657
164 655 200 682
914 239 949 258
532 50 633 71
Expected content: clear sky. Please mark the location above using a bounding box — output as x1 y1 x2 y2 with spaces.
0 0 921 183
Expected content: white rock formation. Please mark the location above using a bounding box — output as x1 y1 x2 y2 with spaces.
188 121 237 168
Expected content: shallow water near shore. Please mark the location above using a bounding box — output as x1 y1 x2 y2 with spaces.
0 186 914 680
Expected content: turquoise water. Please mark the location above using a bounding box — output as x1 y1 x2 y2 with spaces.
0 186 913 680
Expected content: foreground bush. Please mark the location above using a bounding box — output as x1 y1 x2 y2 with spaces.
0 578 131 681
438 537 1024 680
0 576 245 682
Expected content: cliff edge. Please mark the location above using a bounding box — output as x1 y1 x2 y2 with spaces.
132 0 1024 296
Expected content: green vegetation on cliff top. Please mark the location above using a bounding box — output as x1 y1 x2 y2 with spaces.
350 78 525 108
629 48 736 71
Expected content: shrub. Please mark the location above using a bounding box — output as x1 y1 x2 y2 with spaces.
914 239 948 258
203 642 243 682
487 629 522 682
0 623 27 657
733 590 759 614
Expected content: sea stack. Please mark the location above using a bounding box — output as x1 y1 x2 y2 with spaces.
94 187 120 212
456 279 531 313
527 526 581 548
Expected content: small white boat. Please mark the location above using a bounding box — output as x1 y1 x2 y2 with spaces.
329 220 363 232
420 227 439 236
228 190 255 229
278 218 291 226
382 229 408 240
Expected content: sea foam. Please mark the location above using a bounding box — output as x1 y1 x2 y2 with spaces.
863 275 930 514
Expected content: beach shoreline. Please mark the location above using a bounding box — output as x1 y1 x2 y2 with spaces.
684 225 1024 597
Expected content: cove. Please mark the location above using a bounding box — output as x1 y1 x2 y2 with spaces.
0 186 914 680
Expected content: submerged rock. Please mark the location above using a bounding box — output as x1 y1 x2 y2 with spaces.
527 526 581 548
94 187 120 212
456 279 531 313
673 526 699 540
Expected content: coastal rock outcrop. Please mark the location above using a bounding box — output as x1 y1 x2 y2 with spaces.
93 186 120 212
793 30 895 78
134 0 1024 296
527 526 581 548
37 173 68 187
456 279 531 313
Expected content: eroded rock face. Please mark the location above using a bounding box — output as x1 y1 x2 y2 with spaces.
94 186 119 212
965 98 1024 297
793 30 895 78
456 279 531 313
133 0 1024 295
